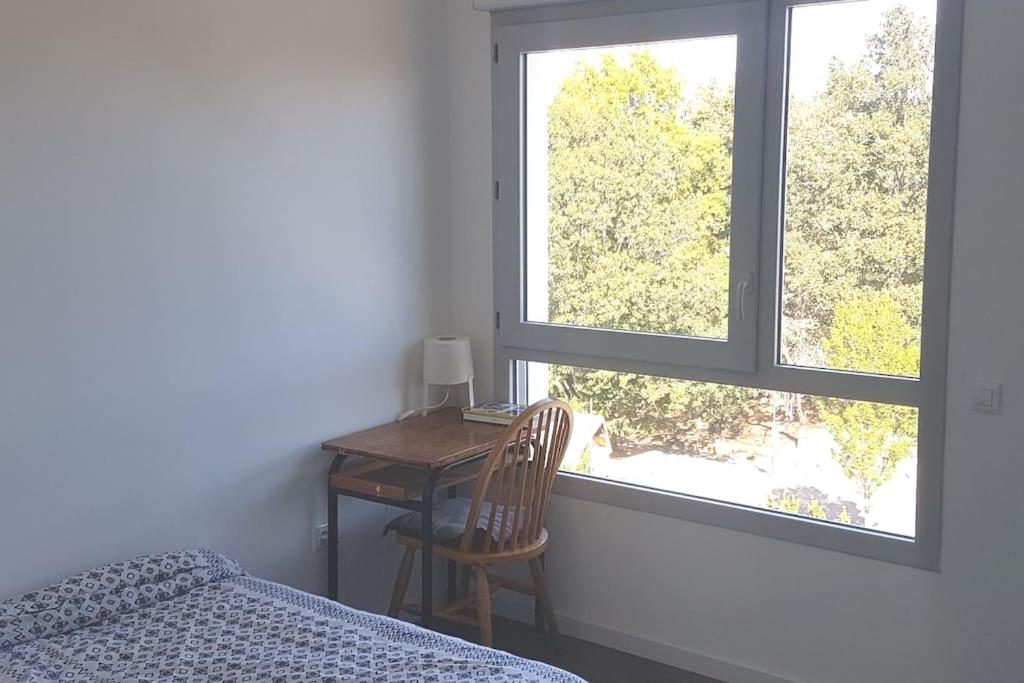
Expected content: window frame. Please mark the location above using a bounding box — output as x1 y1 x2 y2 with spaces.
495 1 766 372
491 0 964 570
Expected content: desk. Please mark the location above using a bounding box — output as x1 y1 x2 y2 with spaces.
321 408 506 628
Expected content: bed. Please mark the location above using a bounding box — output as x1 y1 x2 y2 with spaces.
0 549 583 682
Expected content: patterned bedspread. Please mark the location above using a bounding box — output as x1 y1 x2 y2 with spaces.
0 550 583 682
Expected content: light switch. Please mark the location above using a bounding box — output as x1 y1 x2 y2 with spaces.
970 381 1002 414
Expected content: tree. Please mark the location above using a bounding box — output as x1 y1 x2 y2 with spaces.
816 294 918 501
543 5 933 477
764 494 830 522
779 6 932 504
547 50 733 340
781 6 934 369
545 50 750 442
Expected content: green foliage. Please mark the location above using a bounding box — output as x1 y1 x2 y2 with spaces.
819 398 917 501
765 494 829 521
792 7 931 500
822 293 920 377
838 506 851 525
765 494 855 525
545 50 745 442
781 6 934 369
547 50 733 340
544 4 932 494
566 443 593 475
816 293 918 500
550 364 758 444
766 493 803 515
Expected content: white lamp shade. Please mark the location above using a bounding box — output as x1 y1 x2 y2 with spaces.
423 336 474 386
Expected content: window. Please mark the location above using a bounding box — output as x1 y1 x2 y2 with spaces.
780 1 936 378
492 0 962 568
524 35 738 341
522 359 921 536
496 2 764 372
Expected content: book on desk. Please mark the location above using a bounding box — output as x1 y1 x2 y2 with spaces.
461 402 528 425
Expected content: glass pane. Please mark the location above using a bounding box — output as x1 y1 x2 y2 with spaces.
525 36 737 339
523 361 918 537
780 1 936 377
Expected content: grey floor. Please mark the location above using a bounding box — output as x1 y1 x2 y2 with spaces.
437 616 721 683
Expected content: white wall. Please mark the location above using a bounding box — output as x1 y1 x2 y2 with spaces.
446 0 1024 681
0 0 452 609
4 0 1023 679
448 0 496 404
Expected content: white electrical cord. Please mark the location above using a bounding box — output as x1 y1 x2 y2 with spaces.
396 388 451 421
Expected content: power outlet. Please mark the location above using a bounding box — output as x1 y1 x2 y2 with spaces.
313 523 329 552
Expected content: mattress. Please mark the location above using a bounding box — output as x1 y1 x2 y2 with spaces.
0 549 583 682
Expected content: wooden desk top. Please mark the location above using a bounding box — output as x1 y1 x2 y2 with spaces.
321 407 506 469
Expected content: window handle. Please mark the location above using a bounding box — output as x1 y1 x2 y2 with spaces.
735 274 753 322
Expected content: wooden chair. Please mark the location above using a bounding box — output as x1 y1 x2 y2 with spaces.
385 398 573 648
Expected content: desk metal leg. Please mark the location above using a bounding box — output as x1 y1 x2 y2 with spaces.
534 552 545 632
326 454 347 603
328 488 339 601
446 485 457 603
421 470 440 629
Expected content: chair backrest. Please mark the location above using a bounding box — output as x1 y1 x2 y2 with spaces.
459 398 573 555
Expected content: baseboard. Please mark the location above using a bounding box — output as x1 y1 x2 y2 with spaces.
491 593 795 683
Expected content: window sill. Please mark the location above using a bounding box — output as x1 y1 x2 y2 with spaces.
551 472 939 570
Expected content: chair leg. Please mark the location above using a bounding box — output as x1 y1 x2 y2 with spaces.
528 557 561 652
387 546 415 618
459 564 471 599
476 566 493 647
534 553 545 633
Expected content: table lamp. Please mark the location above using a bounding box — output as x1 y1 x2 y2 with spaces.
413 335 475 418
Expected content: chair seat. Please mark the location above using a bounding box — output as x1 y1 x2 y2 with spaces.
384 498 546 559
384 498 477 544
396 525 548 565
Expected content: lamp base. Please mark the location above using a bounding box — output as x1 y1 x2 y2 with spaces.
419 379 475 418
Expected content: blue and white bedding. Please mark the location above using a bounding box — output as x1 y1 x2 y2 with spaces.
0 549 582 682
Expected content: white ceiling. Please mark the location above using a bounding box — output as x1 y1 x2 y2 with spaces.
473 0 589 11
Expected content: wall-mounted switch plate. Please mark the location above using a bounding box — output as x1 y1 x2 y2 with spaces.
970 381 1002 414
